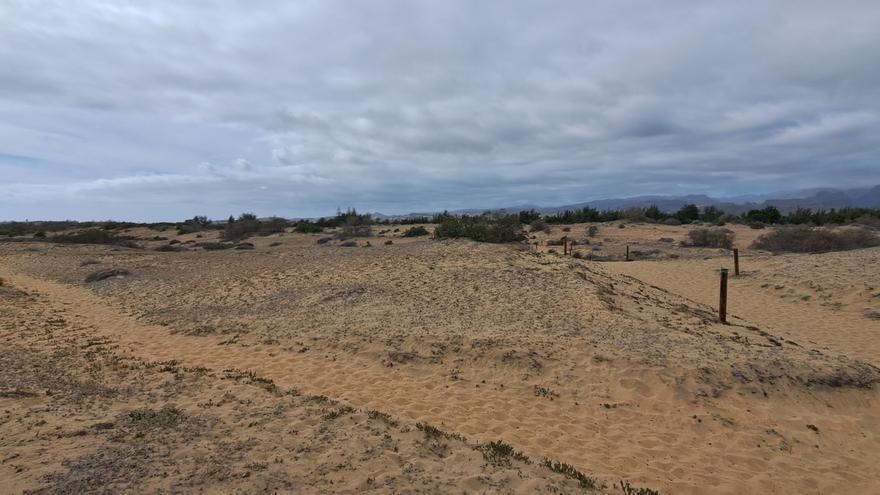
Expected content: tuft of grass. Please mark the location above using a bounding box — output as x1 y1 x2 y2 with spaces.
222 369 280 395
480 440 530 465
533 385 560 400
323 405 355 420
617 480 661 495
366 409 399 426
542 459 604 489
415 422 466 442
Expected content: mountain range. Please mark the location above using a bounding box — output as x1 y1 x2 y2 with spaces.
370 185 880 220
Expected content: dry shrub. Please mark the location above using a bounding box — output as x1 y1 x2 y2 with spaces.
402 226 429 237
686 227 734 249
155 244 184 252
196 242 233 250
50 229 137 247
752 226 880 253
530 220 551 233
336 224 372 240
85 268 130 283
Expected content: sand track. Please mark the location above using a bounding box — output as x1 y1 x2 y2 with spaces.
3 266 878 495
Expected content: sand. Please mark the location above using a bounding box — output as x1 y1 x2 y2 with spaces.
2 222 879 494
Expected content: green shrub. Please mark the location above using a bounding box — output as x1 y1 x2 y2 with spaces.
752 226 880 253
177 215 213 235
402 226 429 237
433 216 525 243
294 222 323 234
223 214 288 240
686 228 734 249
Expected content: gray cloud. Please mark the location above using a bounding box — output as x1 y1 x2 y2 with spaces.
1 0 879 221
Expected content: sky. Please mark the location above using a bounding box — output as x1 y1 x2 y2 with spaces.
1 0 879 221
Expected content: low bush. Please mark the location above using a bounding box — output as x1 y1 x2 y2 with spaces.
752 226 880 253
530 219 551 233
434 216 525 243
85 268 130 283
294 222 323 234
686 227 734 249
587 225 599 237
197 242 234 250
223 214 288 241
336 223 372 239
49 229 134 245
155 244 184 252
402 226 430 237
176 216 213 235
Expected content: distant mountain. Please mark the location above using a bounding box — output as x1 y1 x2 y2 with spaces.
369 185 880 220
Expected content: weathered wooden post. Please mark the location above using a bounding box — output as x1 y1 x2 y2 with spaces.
625 245 630 262
733 248 740 276
719 268 729 323
562 236 568 256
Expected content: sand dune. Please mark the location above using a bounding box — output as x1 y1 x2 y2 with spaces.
2 223 879 494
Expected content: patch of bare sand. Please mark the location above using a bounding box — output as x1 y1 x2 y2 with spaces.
2 236 879 494
605 247 880 365
0 277 599 494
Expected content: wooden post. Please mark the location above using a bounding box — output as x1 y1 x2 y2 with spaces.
625 245 630 262
562 236 568 256
733 248 740 276
719 268 729 323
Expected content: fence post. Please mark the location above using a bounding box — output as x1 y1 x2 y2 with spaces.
733 248 740 276
625 245 630 262
719 268 729 323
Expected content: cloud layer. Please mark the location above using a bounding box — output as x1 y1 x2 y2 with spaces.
2 1 879 220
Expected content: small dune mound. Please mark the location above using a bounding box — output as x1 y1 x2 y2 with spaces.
85 268 130 283
0 279 28 299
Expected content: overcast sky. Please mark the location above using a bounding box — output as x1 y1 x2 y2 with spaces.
2 1 879 221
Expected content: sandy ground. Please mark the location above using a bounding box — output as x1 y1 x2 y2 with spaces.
2 222 879 494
